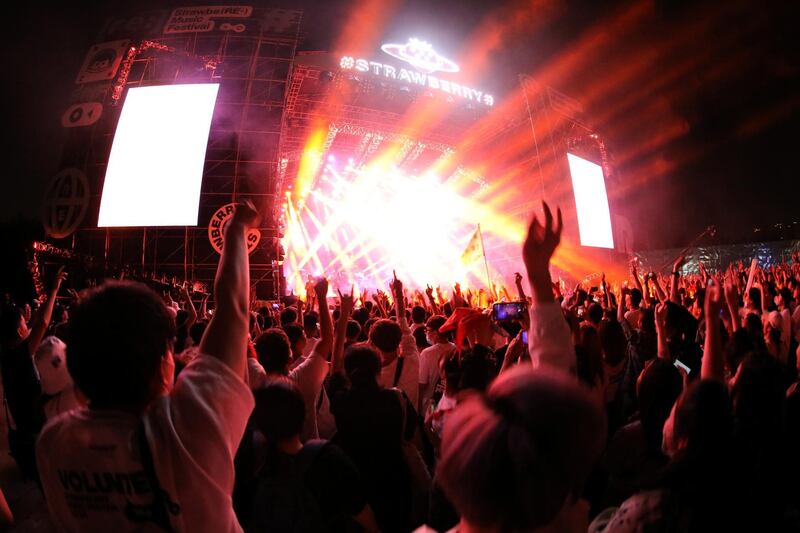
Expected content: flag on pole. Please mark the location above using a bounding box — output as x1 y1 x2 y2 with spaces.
461 225 484 265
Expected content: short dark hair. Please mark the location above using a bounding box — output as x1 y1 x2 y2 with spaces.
673 380 733 458
426 315 447 332
413 327 430 350
369 319 402 353
411 305 426 324
345 319 361 340
599 319 626 367
280 307 298 326
67 281 175 410
252 379 305 442
438 367 606 530
629 288 643 307
189 320 207 346
303 313 318 334
587 303 603 325
283 323 304 349
637 358 683 449
254 328 291 374
344 344 381 387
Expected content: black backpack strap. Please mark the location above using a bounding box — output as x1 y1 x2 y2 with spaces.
393 356 405 388
136 421 180 531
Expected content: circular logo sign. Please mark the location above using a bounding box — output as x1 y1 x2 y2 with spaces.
208 203 261 254
42 168 90 239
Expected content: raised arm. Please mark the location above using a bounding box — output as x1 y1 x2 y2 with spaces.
670 256 685 304
392 272 406 325
523 202 574 374
181 284 197 329
724 273 741 332
701 283 724 381
654 302 670 360
630 261 651 308
332 287 354 374
514 272 527 301
27 266 67 355
425 285 440 315
314 278 333 360
200 201 260 377
651 274 668 303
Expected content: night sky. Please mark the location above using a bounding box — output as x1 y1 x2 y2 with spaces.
4 0 798 250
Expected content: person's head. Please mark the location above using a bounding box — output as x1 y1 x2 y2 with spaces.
627 288 643 311
413 327 430 350
425 315 449 345
351 307 369 326
438 367 606 530
279 306 298 326
34 336 72 396
189 320 207 347
345 319 361 342
411 305 426 325
586 303 603 326
283 323 306 356
745 287 761 312
254 328 292 375
252 379 305 444
599 319 626 367
662 380 733 460
776 287 792 310
575 325 603 389
343 344 381 388
730 352 784 435
636 358 683 450
576 289 588 307
744 312 763 340
368 318 402 354
67 281 176 410
303 311 318 337
0 305 29 348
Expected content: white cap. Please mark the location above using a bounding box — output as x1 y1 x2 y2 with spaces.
34 336 73 395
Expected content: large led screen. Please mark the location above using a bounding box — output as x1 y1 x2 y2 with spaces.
567 153 614 249
98 83 219 227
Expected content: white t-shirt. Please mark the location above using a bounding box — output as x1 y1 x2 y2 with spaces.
36 355 254 533
418 342 455 412
379 318 420 409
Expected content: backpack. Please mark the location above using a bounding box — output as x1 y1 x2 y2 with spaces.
248 440 328 533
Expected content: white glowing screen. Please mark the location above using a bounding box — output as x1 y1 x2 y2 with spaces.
98 84 219 227
567 153 614 249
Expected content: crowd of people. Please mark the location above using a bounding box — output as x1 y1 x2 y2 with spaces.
0 200 799 532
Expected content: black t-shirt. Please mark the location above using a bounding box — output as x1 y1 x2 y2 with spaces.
255 441 368 533
328 375 413 532
1 338 45 434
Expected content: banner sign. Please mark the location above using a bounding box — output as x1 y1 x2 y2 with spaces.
75 40 130 84
163 5 252 34
61 102 103 128
42 168 90 239
340 38 494 107
208 203 261 254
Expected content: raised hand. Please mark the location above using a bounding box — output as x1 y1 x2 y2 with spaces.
230 198 261 229
523 201 562 270
655 302 668 331
338 286 355 316
514 272 523 285
314 277 329 298
522 202 562 303
672 255 685 273
390 270 403 298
